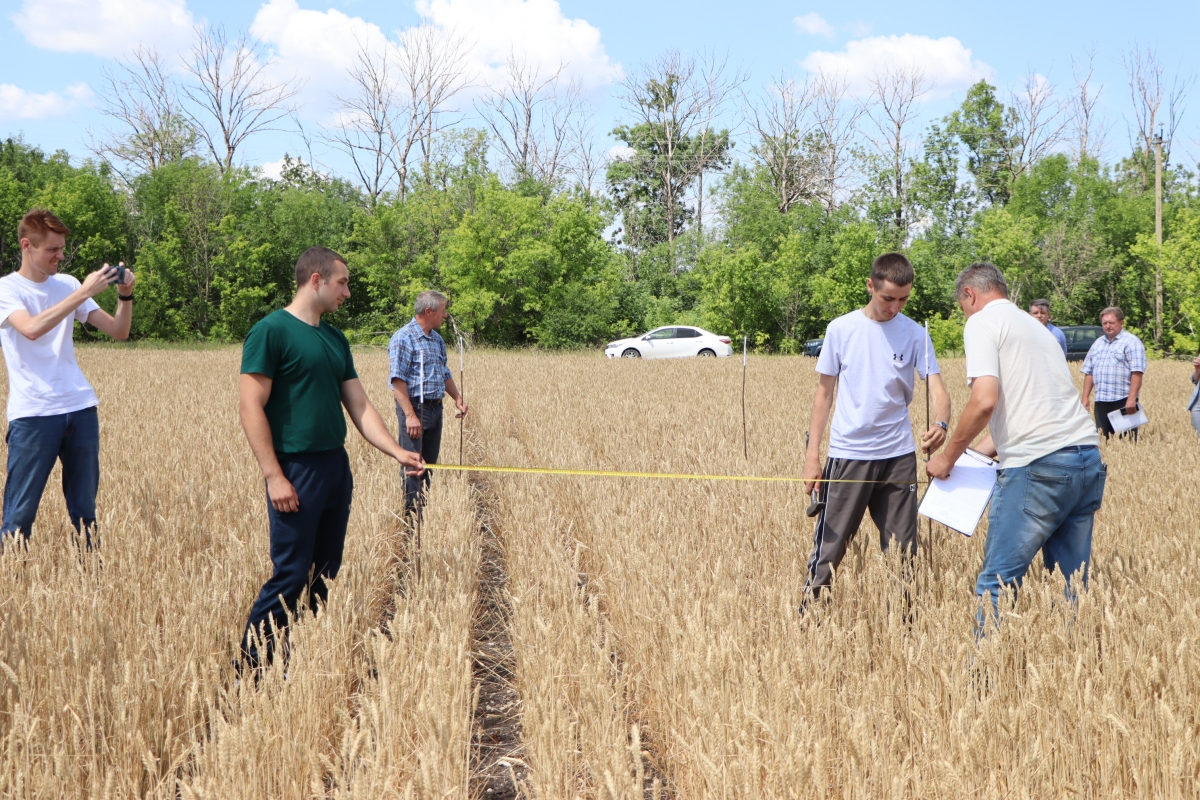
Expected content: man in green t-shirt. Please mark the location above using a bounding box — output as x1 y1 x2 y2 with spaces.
239 246 424 668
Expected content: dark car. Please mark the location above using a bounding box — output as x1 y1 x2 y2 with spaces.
803 338 824 357
1060 325 1103 361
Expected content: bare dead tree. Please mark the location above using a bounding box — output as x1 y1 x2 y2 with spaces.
1007 72 1069 184
1123 44 1193 185
563 84 604 203
1068 47 1110 162
810 72 864 211
691 52 748 234
617 51 700 245
617 50 744 243
327 38 403 203
864 65 932 238
745 75 820 213
398 24 472 191
91 48 196 179
325 25 470 201
476 53 580 185
182 25 301 174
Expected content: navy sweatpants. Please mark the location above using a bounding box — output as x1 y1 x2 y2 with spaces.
242 447 353 665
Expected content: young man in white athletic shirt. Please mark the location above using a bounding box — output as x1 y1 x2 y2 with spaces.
800 252 952 607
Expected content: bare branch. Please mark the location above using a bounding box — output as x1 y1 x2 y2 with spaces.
182 25 302 174
864 64 932 235
90 48 196 180
395 24 473 191
1008 71 1068 182
476 53 578 185
1068 46 1110 162
810 72 864 211
745 75 820 213
1123 44 1194 175
326 36 404 203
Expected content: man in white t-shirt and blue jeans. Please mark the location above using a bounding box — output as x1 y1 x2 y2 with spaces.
0 209 136 548
927 263 1103 625
801 253 953 603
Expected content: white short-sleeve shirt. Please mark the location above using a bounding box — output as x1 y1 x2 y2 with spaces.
816 310 940 460
963 299 1098 468
0 272 100 421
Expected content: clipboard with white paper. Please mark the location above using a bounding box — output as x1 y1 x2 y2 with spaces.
919 449 999 537
1107 403 1148 433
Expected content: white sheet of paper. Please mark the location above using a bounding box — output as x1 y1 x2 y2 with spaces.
1107 404 1148 433
919 450 999 537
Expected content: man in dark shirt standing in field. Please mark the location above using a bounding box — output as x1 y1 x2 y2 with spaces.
239 247 424 668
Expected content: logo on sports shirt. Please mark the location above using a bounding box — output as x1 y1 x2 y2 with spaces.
892 353 905 363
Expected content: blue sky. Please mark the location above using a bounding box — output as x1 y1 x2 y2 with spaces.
2 0 1198 178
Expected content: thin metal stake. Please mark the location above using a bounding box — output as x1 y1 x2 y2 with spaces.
415 348 425 583
742 335 748 460
924 321 934 569
458 335 465 465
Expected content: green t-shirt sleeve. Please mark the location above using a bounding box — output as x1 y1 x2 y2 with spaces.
336 326 358 382
241 319 278 377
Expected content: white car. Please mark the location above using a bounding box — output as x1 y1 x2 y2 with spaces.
605 326 734 359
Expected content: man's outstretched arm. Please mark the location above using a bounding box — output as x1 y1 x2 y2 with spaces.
343 378 425 473
927 376 998 479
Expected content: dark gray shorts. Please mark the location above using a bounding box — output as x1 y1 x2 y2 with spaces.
803 451 919 594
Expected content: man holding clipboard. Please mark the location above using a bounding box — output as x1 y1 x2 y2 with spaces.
926 263 1105 622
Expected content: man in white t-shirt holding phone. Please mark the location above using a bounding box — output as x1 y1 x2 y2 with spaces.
0 209 135 548
801 252 952 605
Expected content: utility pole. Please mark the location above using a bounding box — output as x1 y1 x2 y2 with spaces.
1154 130 1164 347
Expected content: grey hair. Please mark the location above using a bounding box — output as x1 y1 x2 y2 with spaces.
955 262 1009 299
1029 298 1050 312
415 290 447 315
1100 306 1124 322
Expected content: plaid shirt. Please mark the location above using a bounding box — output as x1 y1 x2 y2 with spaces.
1081 329 1147 402
388 318 451 402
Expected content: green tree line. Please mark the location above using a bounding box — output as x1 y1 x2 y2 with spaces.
2 77 1198 352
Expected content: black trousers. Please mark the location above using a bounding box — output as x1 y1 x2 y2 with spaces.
243 447 353 665
803 451 919 597
397 399 443 512
1094 397 1138 441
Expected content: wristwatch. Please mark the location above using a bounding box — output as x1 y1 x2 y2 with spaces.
118 293 134 301
935 421 948 431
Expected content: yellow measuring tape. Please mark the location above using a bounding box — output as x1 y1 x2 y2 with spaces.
421 463 925 485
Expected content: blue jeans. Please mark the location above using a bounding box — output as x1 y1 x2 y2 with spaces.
2 406 100 545
977 445 1106 620
243 447 353 666
397 399 442 513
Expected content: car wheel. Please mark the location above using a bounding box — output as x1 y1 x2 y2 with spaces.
621 348 641 358
698 349 716 357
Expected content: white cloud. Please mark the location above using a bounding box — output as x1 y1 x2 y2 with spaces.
802 34 993 97
258 157 287 179
251 0 619 123
608 145 636 161
0 83 92 120
13 0 194 55
794 13 834 39
250 0 391 113
416 0 621 90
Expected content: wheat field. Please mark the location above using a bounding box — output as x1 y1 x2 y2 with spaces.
0 346 1196 798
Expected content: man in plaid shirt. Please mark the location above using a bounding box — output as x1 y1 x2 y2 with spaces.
389 290 467 512
1081 306 1146 441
